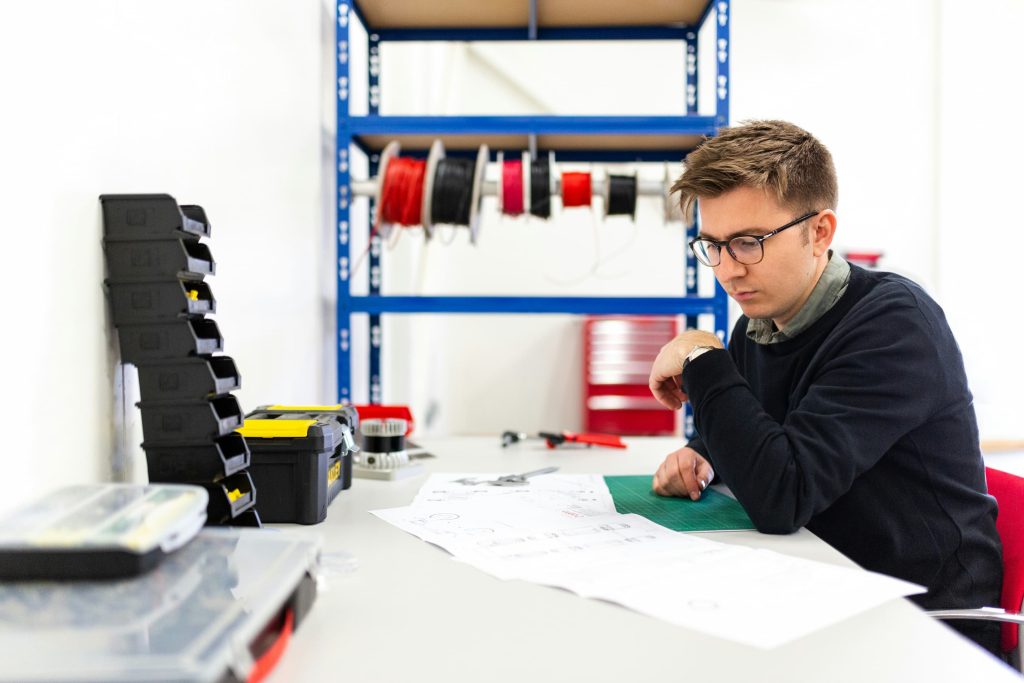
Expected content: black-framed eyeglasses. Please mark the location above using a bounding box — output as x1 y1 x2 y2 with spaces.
688 210 820 267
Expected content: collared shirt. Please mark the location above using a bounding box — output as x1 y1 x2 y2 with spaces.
746 251 851 344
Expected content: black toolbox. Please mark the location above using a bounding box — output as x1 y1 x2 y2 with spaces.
251 403 360 438
138 395 243 444
137 355 240 401
116 317 224 364
107 279 215 325
237 405 359 524
100 193 211 241
144 432 251 484
250 404 359 492
104 239 215 281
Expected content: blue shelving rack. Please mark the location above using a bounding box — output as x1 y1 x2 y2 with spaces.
335 0 731 405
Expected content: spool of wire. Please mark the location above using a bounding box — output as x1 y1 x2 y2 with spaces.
605 173 638 220
468 144 489 243
430 157 476 226
529 153 552 219
359 418 408 470
426 144 489 244
500 153 526 216
379 156 426 227
663 162 684 222
560 171 592 208
420 139 446 239
371 141 401 238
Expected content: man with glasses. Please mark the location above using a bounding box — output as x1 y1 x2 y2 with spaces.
648 120 1002 655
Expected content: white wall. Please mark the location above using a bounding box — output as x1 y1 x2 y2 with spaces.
936 0 1024 439
1 1 1019 515
360 0 1024 439
0 0 327 515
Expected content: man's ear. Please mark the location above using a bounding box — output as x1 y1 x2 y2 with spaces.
811 210 838 257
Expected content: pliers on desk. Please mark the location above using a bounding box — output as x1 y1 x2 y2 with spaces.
501 430 627 449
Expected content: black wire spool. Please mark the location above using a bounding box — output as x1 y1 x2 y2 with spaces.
606 174 638 219
430 157 476 226
530 156 551 219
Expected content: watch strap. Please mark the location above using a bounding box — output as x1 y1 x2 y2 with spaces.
682 345 715 377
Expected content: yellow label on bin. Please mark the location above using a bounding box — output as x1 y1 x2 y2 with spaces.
266 404 344 412
236 419 316 438
328 460 341 486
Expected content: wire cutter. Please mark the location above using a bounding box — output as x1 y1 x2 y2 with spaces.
501 430 627 449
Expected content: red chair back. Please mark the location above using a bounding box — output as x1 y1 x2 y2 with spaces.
986 467 1024 653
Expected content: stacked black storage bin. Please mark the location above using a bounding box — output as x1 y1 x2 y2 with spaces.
101 194 260 527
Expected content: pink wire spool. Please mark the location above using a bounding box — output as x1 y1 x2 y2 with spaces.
501 156 525 215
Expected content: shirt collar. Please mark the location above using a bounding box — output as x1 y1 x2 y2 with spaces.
746 251 851 345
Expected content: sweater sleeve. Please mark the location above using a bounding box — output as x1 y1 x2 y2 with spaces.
685 435 708 457
682 288 950 534
684 318 748 470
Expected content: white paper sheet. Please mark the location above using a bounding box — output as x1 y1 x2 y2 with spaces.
371 474 925 649
411 472 616 518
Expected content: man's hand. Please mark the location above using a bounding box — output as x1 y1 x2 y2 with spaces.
648 330 723 410
652 446 715 501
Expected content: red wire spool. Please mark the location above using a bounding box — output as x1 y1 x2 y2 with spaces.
379 156 426 226
502 158 524 215
561 171 592 208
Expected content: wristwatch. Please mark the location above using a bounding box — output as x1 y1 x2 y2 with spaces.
681 345 715 378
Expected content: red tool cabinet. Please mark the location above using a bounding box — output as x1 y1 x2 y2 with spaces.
583 317 679 436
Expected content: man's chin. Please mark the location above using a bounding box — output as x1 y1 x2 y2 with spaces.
736 301 770 320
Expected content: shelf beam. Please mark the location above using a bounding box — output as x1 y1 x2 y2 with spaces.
374 25 693 42
345 296 720 316
349 115 717 137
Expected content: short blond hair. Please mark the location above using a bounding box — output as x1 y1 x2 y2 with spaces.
673 120 838 221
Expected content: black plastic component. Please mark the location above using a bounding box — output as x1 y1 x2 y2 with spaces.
201 471 256 525
100 194 211 241
138 395 243 444
107 279 215 325
103 239 215 282
0 545 168 581
116 318 224 364
0 485 206 581
143 432 251 484
230 507 263 528
137 355 240 401
241 409 359 524
248 406 359 493
286 571 318 631
246 442 344 525
362 434 404 453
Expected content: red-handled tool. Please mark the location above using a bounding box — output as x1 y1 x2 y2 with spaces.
501 430 627 449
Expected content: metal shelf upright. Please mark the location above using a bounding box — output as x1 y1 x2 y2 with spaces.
335 0 731 404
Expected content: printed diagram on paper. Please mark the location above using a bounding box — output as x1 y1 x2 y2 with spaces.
411 473 616 519
371 473 924 649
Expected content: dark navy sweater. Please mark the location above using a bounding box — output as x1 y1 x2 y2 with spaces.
684 265 1002 653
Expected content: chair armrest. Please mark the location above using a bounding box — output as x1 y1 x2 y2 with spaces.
927 606 1024 625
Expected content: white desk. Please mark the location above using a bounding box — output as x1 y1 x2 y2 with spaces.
271 436 1017 682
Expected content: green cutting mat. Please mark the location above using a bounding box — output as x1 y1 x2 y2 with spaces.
604 475 754 532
